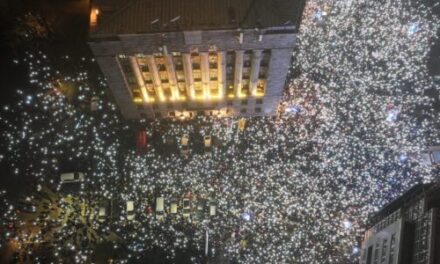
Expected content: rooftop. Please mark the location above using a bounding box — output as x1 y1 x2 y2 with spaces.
368 182 440 227
90 0 306 36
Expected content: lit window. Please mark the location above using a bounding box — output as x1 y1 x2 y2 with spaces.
90 8 99 27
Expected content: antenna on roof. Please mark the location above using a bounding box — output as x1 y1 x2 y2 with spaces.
170 16 181 23
151 18 160 30
170 15 181 30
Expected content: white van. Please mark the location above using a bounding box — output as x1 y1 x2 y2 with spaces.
126 201 135 221
98 207 106 223
170 201 178 214
209 200 216 216
156 197 165 220
60 172 85 184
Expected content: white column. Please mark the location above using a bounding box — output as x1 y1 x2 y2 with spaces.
217 51 227 99
182 53 195 100
234 50 244 97
145 55 165 101
200 52 210 99
130 56 150 102
164 54 179 100
250 50 263 96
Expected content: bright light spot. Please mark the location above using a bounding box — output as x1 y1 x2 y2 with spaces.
352 247 360 254
343 220 352 229
408 22 420 35
286 105 301 114
242 212 251 221
386 110 399 123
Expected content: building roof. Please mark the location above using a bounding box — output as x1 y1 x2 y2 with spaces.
368 182 440 226
90 0 306 35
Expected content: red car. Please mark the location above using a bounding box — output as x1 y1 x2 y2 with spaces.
136 130 148 154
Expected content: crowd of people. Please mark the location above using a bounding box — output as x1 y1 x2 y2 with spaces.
0 0 439 263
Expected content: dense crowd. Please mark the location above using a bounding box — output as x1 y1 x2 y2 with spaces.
0 0 439 263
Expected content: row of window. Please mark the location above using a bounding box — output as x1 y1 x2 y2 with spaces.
136 98 264 110
123 50 270 101
364 233 396 264
145 106 264 118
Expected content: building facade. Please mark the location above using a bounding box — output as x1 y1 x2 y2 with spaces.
359 183 440 264
88 0 306 119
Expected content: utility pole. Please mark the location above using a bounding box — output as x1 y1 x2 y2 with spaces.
205 228 209 257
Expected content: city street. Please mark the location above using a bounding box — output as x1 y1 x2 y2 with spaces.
0 0 438 263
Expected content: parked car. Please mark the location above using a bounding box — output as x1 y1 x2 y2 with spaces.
98 207 106 223
156 197 165 220
126 201 135 221
60 172 85 184
170 200 178 214
182 198 191 218
194 200 205 222
136 130 148 154
238 118 246 132
209 199 216 216
204 135 212 148
181 134 190 155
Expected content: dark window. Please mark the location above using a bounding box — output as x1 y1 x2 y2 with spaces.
240 108 247 114
256 99 263 104
152 104 159 110
155 112 161 118
432 150 440 163
227 101 233 106
137 105 144 110
255 107 262 113
140 113 146 118
167 102 173 109
175 64 183 71
367 246 373 264
141 65 149 72
241 100 248 106
168 111 175 117
158 64 166 71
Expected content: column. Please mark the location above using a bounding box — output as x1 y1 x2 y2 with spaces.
145 55 165 101
130 56 150 102
182 53 195 100
234 50 244 97
217 51 227 99
250 50 262 96
164 54 179 100
200 52 210 99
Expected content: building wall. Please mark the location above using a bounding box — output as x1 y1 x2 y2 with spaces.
360 195 439 264
89 28 296 119
360 215 403 264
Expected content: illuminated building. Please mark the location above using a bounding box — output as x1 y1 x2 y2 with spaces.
88 0 306 119
359 183 440 264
